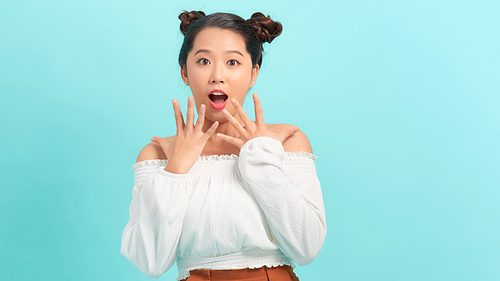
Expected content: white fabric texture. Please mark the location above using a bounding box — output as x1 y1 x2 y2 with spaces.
120 136 326 280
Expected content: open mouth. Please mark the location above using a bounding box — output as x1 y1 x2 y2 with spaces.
209 92 228 105
208 91 228 110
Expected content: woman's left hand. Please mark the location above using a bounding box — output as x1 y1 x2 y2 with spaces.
217 93 299 148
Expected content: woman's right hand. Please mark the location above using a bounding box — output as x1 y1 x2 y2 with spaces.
151 96 218 174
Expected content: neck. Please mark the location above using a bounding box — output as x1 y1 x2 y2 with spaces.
202 115 243 154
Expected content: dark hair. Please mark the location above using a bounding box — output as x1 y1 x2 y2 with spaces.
178 11 282 69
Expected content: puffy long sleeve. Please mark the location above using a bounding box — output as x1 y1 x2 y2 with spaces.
120 160 193 278
238 137 327 265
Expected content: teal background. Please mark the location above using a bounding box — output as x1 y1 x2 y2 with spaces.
1 0 499 280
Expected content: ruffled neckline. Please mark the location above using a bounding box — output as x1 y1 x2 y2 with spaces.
195 151 317 161
132 151 317 170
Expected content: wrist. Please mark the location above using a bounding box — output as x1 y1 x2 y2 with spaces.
165 162 190 174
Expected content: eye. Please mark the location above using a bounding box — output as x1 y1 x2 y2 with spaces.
227 59 240 67
197 58 210 65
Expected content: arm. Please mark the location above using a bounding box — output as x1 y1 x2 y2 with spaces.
217 94 326 264
122 98 218 277
121 149 193 278
238 136 326 265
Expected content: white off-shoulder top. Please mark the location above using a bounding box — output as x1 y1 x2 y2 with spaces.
120 137 327 280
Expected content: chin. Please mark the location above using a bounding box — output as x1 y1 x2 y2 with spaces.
206 112 229 124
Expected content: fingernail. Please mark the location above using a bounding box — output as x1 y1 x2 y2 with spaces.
231 98 236 104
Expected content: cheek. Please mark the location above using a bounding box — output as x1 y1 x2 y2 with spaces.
190 76 203 88
229 68 253 86
187 69 206 88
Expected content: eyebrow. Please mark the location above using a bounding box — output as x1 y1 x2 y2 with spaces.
194 49 245 57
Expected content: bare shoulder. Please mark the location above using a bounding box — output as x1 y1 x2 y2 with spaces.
266 123 313 153
135 136 174 163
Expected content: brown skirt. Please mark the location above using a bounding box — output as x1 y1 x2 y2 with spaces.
181 265 299 281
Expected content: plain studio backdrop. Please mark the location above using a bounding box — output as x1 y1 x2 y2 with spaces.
1 0 499 280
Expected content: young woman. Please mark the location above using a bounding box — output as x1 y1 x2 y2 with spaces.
121 11 327 281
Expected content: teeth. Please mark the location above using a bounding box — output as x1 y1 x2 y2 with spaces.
211 92 225 95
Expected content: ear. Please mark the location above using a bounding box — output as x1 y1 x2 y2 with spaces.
249 65 259 88
180 66 190 86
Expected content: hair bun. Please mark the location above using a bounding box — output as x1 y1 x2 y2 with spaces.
246 12 283 44
179 10 206 35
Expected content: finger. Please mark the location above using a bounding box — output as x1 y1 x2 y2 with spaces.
253 93 265 127
151 136 171 159
195 104 206 129
172 99 185 135
230 98 253 129
203 121 219 140
186 96 195 130
278 126 300 143
222 109 248 138
151 136 168 148
217 133 245 148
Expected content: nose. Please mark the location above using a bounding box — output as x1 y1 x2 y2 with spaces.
210 63 225 84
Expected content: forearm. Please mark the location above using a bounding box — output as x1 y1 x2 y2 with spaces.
121 165 193 277
238 137 327 265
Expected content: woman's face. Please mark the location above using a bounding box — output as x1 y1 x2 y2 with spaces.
181 27 259 122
